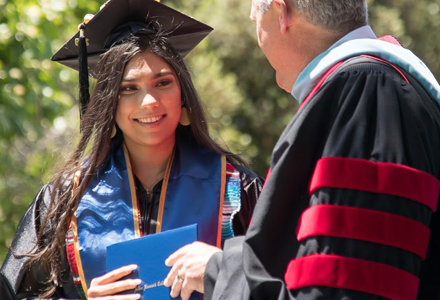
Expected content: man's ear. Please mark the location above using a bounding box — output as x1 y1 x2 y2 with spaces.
274 0 292 34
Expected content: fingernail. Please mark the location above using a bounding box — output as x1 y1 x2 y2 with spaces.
134 294 141 299
129 264 138 271
134 279 142 285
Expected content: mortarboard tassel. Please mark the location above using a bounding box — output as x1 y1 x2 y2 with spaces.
77 23 90 126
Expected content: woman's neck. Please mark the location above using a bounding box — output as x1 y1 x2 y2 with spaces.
124 139 174 191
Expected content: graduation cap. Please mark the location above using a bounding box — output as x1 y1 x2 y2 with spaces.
51 0 213 120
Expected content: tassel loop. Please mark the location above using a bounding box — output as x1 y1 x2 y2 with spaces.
77 23 90 127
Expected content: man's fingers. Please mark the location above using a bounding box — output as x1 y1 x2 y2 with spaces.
180 280 196 300
165 243 192 266
164 258 184 287
169 271 184 298
164 244 193 286
180 268 204 297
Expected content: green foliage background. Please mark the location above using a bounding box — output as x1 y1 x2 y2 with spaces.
1 0 439 264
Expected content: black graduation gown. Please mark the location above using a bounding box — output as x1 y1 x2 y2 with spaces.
0 164 262 300
205 57 440 299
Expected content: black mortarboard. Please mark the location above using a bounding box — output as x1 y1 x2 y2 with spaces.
50 0 213 121
51 0 213 75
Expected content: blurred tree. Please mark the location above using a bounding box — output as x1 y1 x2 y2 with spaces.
369 0 440 74
1 0 439 265
0 0 99 263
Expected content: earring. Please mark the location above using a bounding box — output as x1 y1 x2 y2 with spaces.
179 107 191 126
111 125 117 138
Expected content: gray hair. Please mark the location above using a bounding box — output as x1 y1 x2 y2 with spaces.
254 0 368 33
254 0 273 12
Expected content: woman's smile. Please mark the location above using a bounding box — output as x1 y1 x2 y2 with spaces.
136 115 165 125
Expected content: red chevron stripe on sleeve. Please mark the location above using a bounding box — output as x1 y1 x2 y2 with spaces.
285 254 419 300
310 157 440 212
296 204 430 259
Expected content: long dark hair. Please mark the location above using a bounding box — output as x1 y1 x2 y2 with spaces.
29 26 246 297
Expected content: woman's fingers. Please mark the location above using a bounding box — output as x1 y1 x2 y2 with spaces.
88 264 142 299
93 264 138 285
88 278 142 298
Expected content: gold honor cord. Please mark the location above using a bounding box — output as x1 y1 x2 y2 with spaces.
156 148 176 233
71 171 89 296
71 216 88 296
216 155 226 248
123 143 141 238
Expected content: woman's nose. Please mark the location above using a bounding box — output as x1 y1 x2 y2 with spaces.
141 92 159 107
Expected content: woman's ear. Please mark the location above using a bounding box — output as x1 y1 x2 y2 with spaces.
274 0 292 34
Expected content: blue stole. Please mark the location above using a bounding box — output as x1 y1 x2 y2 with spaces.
72 139 224 293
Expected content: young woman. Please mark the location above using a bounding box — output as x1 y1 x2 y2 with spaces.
0 1 263 299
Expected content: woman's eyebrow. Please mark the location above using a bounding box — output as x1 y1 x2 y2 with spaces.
121 70 175 82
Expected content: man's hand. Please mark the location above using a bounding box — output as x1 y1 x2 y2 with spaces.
163 242 221 300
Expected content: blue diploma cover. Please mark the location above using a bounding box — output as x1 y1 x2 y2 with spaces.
106 224 198 299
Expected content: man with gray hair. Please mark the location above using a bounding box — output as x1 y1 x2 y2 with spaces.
164 1 440 299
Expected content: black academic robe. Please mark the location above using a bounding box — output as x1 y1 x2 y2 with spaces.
205 56 440 299
0 163 262 300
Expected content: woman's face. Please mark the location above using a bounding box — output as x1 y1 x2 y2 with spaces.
116 51 182 151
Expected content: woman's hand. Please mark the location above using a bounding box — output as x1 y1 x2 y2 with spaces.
163 242 221 300
87 264 142 300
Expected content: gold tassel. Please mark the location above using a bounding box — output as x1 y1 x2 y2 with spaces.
111 125 117 138
179 107 191 126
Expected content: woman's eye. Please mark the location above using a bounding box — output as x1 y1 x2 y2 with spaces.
120 85 137 93
156 79 172 87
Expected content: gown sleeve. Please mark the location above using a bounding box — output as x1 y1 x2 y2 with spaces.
0 184 80 300
205 57 440 299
